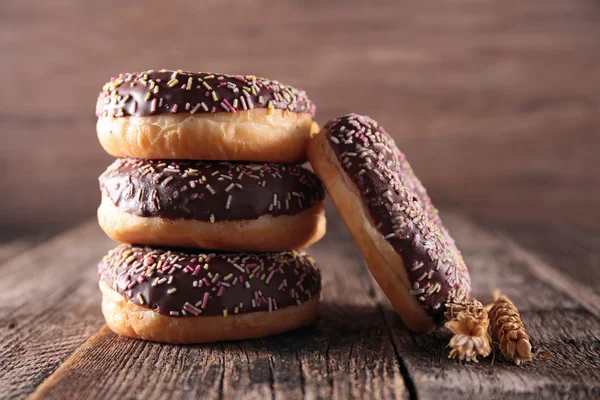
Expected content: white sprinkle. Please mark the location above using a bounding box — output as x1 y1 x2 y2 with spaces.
225 183 235 192
330 136 340 144
226 195 233 210
206 184 216 195
272 193 278 206
190 103 202 114
233 263 245 272
384 233 395 239
200 102 209 111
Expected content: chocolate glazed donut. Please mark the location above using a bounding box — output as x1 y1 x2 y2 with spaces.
98 158 326 252
308 113 470 332
96 70 317 162
99 245 321 343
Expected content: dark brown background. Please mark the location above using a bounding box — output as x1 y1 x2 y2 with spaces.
3 0 599 235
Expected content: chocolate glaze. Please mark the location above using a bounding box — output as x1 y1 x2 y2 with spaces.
98 245 321 317
96 70 315 118
99 159 325 222
322 114 470 321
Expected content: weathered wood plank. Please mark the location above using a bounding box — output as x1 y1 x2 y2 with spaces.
379 214 600 399
0 237 40 264
7 211 600 399
0 222 112 399
29 214 409 400
494 222 600 299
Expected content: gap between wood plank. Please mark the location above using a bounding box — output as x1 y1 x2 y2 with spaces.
499 234 600 319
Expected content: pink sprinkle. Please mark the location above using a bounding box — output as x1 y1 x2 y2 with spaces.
210 106 216 113
265 270 276 284
202 277 211 286
273 298 278 311
201 292 210 308
217 286 225 297
171 104 179 113
151 98 158 112
183 304 199 316
193 265 201 276
127 281 137 289
223 99 236 113
413 234 420 246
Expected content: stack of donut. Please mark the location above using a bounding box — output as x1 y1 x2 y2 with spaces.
95 70 326 343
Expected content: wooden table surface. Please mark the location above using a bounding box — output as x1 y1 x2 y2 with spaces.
1 0 599 399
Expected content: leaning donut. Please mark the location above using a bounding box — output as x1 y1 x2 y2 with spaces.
308 113 470 332
99 245 321 344
98 158 326 252
96 70 316 163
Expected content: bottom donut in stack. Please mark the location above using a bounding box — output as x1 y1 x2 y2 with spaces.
98 244 321 344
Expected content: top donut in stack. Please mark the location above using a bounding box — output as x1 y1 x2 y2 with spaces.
96 69 317 162
95 70 326 252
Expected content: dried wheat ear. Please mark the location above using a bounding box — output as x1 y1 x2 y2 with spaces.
444 300 492 362
488 292 533 365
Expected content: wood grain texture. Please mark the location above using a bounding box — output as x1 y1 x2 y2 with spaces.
0 222 112 399
24 211 600 400
381 214 600 400
30 216 409 400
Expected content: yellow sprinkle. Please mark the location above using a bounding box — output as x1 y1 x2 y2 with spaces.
145 92 151 101
238 172 244 180
260 273 266 281
211 273 220 284
204 74 214 79
224 273 233 281
168 288 177 294
258 96 263 104
223 309 228 317
125 255 136 264
211 91 218 101
137 293 145 305
210 214 215 224
202 81 212 90
168 79 179 87
234 307 239 314
203 263 209 270
232 98 238 109
154 86 159 94
187 77 193 90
